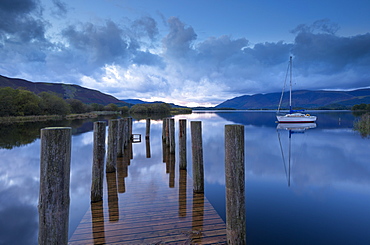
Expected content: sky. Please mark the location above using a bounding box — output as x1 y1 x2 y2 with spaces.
0 0 370 106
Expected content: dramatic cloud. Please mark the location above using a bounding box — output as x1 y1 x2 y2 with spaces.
0 1 369 106
0 0 47 42
51 0 68 18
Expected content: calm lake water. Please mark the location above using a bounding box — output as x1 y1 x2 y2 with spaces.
1 110 370 244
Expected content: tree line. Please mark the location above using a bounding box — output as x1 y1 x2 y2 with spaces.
352 103 370 111
0 87 129 117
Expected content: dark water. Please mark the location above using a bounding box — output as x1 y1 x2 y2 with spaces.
1 111 370 244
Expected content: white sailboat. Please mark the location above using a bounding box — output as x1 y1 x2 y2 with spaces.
276 57 317 123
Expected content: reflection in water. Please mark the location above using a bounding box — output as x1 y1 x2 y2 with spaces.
4 111 370 244
116 158 126 194
191 192 204 243
277 123 317 186
178 169 187 217
106 172 119 222
145 138 151 158
117 146 130 193
169 153 175 188
91 201 106 244
0 116 116 149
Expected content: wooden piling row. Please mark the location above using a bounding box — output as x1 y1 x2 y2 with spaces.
39 117 246 245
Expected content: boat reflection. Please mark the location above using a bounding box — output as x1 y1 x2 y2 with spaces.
277 123 316 186
277 123 317 131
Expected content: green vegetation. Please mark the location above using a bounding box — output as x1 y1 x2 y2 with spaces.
0 87 190 123
129 103 192 116
130 103 172 114
354 113 370 138
352 103 370 111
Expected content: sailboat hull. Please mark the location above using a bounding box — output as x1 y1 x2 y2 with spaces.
276 114 317 123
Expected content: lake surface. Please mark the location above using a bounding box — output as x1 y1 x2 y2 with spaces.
1 111 370 244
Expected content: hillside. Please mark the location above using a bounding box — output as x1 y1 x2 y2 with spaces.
0 75 129 106
122 99 187 108
216 89 370 110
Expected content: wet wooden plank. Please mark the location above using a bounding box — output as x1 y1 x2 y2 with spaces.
69 165 226 244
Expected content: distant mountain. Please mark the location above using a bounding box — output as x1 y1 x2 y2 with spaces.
123 99 151 105
121 99 187 108
0 75 129 106
216 89 370 110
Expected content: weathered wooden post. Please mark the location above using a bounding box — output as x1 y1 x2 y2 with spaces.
91 121 106 202
165 118 170 146
162 118 167 162
128 117 133 159
38 127 71 245
191 121 204 193
146 118 151 139
106 119 118 173
123 117 130 149
169 118 175 154
128 117 133 139
225 124 246 244
179 119 187 170
117 119 124 157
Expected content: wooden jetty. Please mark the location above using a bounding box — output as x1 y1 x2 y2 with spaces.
69 156 226 244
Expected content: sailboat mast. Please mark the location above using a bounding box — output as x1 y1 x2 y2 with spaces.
289 56 292 113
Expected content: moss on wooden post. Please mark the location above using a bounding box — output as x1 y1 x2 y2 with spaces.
38 127 71 245
191 121 204 193
179 119 187 170
106 119 118 173
225 124 246 244
91 121 106 203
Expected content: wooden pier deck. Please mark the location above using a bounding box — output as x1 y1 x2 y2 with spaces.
69 153 227 244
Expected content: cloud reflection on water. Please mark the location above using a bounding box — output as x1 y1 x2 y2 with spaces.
1 111 370 244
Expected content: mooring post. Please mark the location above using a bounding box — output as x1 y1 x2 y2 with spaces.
225 124 246 244
191 121 204 193
128 117 133 139
165 118 170 146
146 118 151 139
117 119 124 157
123 117 129 149
162 118 167 143
106 119 118 173
179 119 187 170
128 117 133 159
91 121 106 202
38 127 71 245
169 118 175 154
